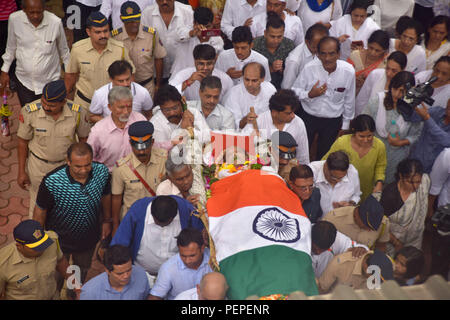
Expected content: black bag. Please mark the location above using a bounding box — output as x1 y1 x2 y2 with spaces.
431 204 450 235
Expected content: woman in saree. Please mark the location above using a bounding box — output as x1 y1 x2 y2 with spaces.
348 29 390 95
380 159 430 258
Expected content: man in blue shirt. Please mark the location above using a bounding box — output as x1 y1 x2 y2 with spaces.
148 228 212 300
80 245 150 300
406 99 450 173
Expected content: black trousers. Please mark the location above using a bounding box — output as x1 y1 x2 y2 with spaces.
12 72 41 107
300 110 342 161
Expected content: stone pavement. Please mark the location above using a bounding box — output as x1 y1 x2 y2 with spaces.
0 92 30 249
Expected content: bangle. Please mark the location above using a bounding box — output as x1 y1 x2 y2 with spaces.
183 79 192 88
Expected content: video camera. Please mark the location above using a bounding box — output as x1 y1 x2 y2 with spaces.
398 76 437 118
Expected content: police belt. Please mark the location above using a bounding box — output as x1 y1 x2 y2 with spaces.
76 90 92 104
138 76 153 87
30 150 65 164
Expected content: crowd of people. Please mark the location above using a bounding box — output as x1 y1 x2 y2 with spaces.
0 0 449 300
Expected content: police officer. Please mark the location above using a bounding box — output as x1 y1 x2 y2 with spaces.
111 1 167 97
322 195 391 251
111 121 167 233
64 11 135 110
271 131 299 181
17 80 91 217
0 220 70 300
317 249 394 294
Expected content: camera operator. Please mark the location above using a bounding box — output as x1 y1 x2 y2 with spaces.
414 56 450 108
405 98 450 174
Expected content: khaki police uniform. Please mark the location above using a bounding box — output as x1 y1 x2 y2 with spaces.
317 251 373 294
278 158 299 182
322 206 390 249
66 38 136 110
112 25 167 97
0 231 63 300
17 100 91 217
111 147 167 219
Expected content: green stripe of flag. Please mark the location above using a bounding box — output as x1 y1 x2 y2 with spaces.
220 245 318 300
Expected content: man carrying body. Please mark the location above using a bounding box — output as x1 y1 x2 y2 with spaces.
17 80 91 217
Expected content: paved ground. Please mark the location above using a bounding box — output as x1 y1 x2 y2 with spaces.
0 92 30 249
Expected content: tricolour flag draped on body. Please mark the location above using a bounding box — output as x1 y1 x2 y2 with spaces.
207 170 318 299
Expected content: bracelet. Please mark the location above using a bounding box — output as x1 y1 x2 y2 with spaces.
183 79 192 88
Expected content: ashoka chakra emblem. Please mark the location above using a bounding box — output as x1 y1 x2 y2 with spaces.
253 207 300 243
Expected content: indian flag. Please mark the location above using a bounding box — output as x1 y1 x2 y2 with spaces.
207 170 318 299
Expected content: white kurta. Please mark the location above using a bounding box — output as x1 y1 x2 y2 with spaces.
430 148 450 208
281 42 316 89
421 40 450 71
297 0 343 33
149 106 211 146
355 68 386 116
242 110 310 164
309 160 362 218
220 0 266 39
89 82 153 117
415 69 450 109
141 3 194 78
187 100 236 131
373 0 414 36
223 81 277 129
169 67 234 104
250 11 305 46
329 14 380 61
170 36 224 76
293 59 356 130
389 39 427 74
215 49 271 85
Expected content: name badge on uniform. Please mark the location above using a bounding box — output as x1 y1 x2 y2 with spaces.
35 128 47 132
17 275 30 284
129 179 140 183
81 62 91 64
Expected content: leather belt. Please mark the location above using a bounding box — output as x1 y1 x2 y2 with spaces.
76 90 92 104
138 76 153 87
30 150 65 164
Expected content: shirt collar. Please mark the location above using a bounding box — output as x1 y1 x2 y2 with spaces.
66 165 94 186
155 2 181 18
104 114 134 133
22 10 49 28
315 161 350 185
11 247 34 265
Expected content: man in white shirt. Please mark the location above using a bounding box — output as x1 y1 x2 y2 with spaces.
100 0 154 30
311 220 369 278
187 76 235 131
216 26 271 85
1 0 70 106
141 0 193 80
429 147 450 209
293 36 356 160
224 62 276 129
309 151 362 218
242 89 310 165
281 23 329 89
150 84 211 150
169 44 233 104
250 0 305 46
89 60 153 123
171 7 224 76
220 0 266 41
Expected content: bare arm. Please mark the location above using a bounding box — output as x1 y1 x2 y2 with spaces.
64 72 79 94
154 58 163 88
17 137 30 190
32 205 47 228
101 194 112 240
148 294 163 300
111 194 123 236
89 112 103 124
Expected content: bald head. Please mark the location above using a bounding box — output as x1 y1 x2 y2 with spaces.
197 272 228 300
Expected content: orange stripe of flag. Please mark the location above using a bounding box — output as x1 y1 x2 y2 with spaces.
207 170 306 218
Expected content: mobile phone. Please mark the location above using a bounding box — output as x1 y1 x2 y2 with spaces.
201 29 221 37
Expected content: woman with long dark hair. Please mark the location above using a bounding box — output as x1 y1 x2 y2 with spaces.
323 114 386 201
362 71 423 184
380 159 430 257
